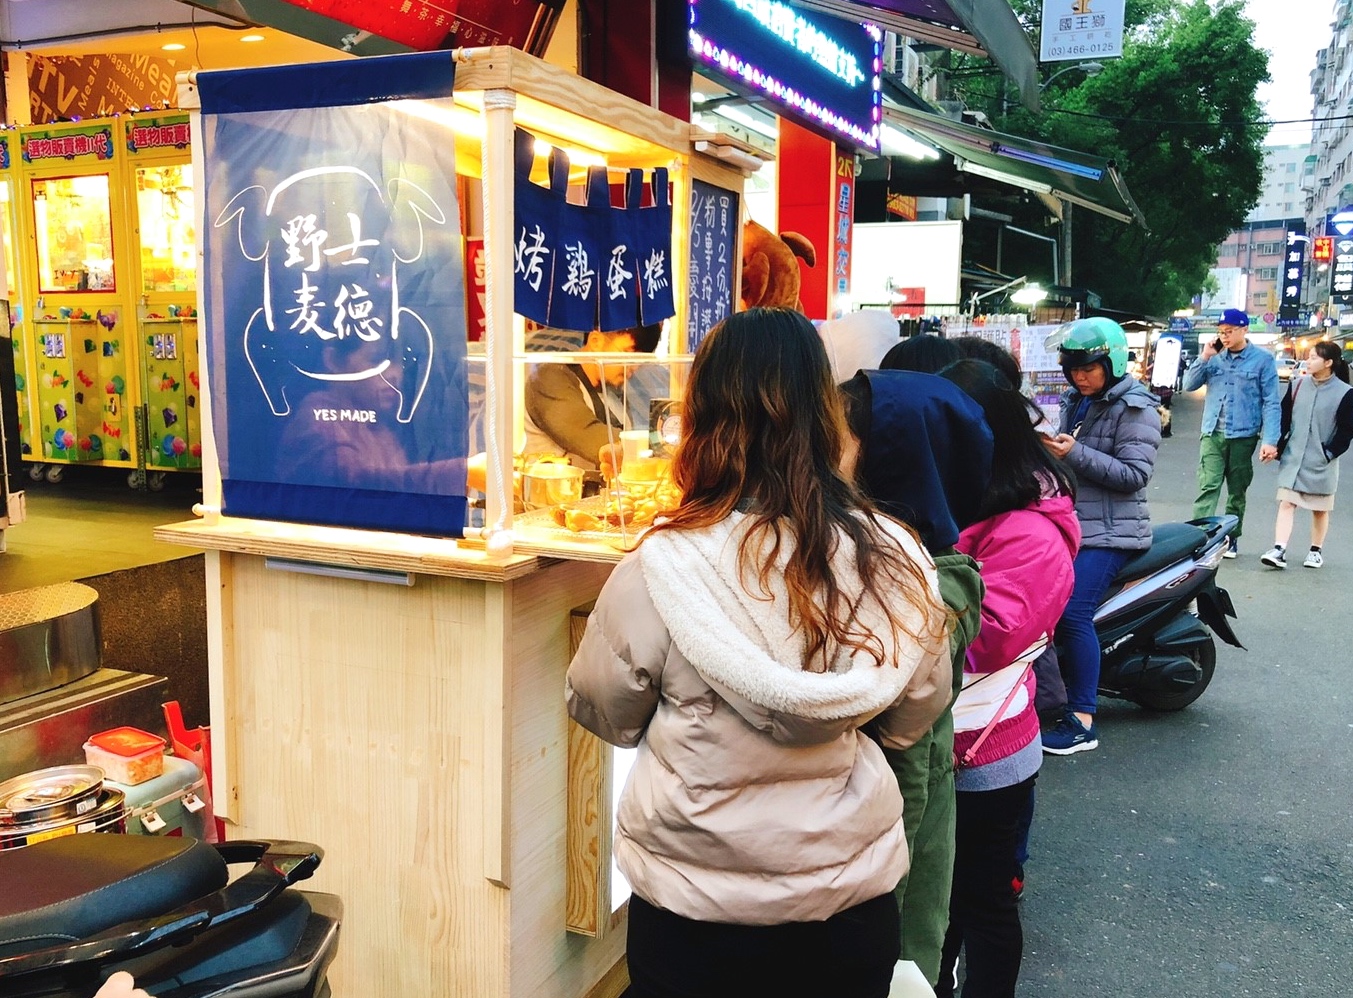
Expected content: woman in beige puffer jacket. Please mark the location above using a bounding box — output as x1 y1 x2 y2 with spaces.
566 308 952 998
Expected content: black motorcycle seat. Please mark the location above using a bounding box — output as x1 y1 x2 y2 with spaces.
1112 522 1210 584
0 834 227 959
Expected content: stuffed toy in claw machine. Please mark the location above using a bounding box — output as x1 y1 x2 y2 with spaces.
740 220 816 312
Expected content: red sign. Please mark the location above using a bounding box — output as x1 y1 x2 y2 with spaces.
127 120 190 154
889 287 926 319
279 0 546 51
464 238 486 342
1314 235 1335 262
831 149 854 316
22 127 113 163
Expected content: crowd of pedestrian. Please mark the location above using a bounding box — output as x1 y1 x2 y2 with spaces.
566 307 1166 998
101 305 1346 998
565 306 1352 998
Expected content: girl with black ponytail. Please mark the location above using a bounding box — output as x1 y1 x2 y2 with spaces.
1261 340 1353 569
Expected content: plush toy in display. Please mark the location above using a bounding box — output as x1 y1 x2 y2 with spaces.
740 219 817 312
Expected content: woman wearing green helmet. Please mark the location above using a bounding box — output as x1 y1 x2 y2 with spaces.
1039 318 1162 754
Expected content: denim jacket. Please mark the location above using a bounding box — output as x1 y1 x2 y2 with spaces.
1182 343 1281 445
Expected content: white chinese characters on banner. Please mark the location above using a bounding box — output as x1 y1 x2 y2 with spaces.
1040 0 1125 63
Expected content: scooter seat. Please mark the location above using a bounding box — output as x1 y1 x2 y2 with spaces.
1113 522 1210 584
0 834 227 959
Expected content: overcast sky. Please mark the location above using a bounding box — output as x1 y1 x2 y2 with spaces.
1245 0 1333 146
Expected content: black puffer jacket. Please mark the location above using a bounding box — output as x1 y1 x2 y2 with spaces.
1057 377 1161 551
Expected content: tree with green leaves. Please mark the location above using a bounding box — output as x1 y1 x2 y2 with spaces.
953 0 1269 317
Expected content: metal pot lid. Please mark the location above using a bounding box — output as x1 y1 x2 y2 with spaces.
0 765 105 825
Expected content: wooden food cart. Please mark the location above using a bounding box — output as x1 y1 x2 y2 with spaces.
157 46 753 998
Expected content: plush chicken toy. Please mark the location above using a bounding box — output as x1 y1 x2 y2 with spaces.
740 219 817 313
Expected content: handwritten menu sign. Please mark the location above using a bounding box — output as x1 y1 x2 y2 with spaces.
688 179 738 353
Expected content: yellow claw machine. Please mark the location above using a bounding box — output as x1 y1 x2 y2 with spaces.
126 114 201 489
13 113 201 488
18 120 136 484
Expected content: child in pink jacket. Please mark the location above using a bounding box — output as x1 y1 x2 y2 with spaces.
937 360 1080 998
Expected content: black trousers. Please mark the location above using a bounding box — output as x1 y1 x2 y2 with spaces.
623 891 900 998
935 774 1037 998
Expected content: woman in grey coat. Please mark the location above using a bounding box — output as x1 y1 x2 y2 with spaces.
1260 341 1353 570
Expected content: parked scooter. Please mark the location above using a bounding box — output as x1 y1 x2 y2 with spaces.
0 835 340 998
1092 514 1243 711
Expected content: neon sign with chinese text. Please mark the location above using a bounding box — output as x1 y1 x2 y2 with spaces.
688 0 882 151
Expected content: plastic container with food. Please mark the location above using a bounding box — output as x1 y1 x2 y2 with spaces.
83 727 167 785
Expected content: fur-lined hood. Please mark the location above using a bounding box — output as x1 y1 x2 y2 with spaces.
637 511 939 737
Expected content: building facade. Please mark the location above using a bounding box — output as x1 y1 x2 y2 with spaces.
1303 0 1353 319
1203 145 1309 324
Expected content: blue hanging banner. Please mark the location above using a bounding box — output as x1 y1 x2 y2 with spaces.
597 169 643 333
632 167 675 326
513 128 567 328
548 165 608 333
514 128 675 333
199 52 469 537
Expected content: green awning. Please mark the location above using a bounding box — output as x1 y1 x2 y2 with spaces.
885 104 1147 228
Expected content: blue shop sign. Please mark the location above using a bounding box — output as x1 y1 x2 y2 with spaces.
688 0 882 151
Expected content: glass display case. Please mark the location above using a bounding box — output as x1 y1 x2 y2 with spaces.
466 343 691 553
135 165 196 294
32 175 116 293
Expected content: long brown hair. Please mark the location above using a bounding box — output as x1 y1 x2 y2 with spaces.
649 308 944 671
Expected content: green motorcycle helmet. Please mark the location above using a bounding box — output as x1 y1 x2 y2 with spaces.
1045 317 1130 379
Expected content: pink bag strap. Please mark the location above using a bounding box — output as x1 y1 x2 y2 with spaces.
956 665 1031 770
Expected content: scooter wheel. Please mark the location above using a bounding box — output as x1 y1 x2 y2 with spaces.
1130 639 1216 711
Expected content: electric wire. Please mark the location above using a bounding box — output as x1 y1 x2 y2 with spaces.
953 87 1349 129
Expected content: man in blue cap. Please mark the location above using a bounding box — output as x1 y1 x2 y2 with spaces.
1182 308 1281 556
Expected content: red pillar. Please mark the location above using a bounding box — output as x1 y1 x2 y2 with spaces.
777 119 838 320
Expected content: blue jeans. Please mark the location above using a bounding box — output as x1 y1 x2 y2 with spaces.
1056 547 1131 716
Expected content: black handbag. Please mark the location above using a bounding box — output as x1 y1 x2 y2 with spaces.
1276 379 1302 458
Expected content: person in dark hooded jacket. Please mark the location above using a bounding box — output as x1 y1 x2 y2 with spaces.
839 369 989 990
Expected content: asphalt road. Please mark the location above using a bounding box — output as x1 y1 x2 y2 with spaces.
1020 385 1353 997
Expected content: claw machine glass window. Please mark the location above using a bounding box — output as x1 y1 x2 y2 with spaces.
0 180 16 295
136 166 196 293
0 179 27 461
33 175 116 293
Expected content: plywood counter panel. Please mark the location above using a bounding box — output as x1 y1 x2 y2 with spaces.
208 549 618 997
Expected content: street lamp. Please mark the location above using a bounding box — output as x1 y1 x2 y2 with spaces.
1040 61 1104 90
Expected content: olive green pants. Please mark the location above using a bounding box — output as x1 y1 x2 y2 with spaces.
1193 431 1258 538
884 718 955 988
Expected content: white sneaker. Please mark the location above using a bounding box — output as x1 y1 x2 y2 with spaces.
1260 546 1287 569
1304 550 1324 569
